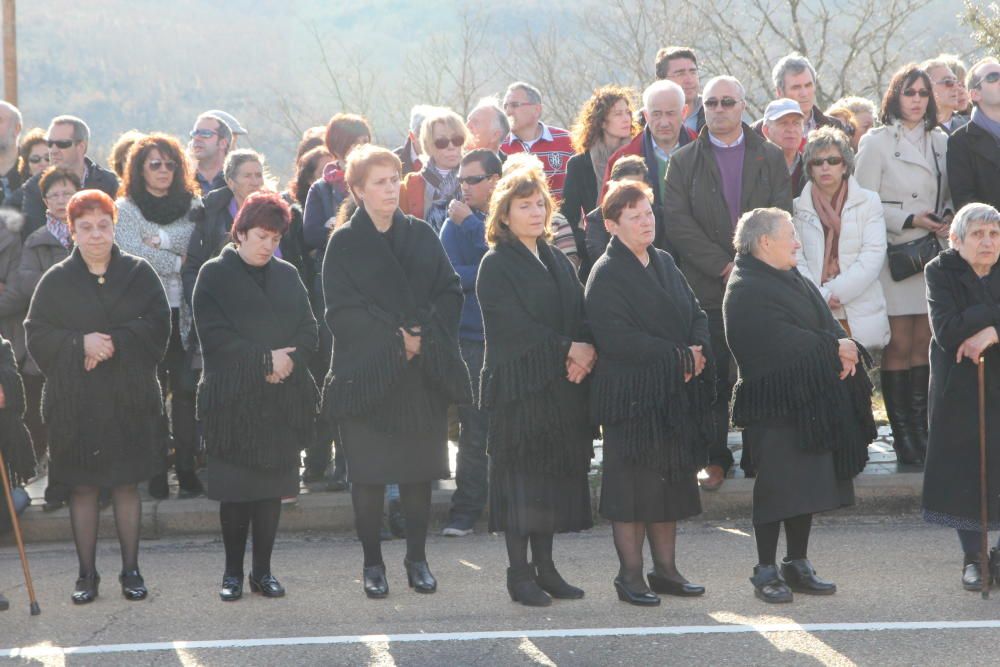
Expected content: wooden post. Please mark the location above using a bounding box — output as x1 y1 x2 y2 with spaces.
2 0 15 106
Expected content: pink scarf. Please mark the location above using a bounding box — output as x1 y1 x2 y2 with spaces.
811 179 847 283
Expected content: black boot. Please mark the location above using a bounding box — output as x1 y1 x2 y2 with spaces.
176 469 204 498
880 370 923 466
909 365 930 458
148 472 169 500
780 558 836 595
750 564 792 603
533 560 584 599
506 565 551 607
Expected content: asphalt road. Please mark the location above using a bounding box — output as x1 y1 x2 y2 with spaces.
2 517 998 666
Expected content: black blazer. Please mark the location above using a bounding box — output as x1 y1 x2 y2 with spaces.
947 120 1000 211
559 152 598 275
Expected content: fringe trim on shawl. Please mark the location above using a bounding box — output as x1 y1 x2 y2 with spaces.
0 363 35 486
487 392 595 477
480 334 567 409
322 334 407 420
418 320 473 406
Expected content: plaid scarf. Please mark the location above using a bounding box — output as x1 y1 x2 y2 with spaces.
46 213 72 250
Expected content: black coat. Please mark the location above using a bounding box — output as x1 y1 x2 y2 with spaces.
193 245 318 471
585 237 715 479
560 152 598 271
278 194 312 285
24 246 169 470
21 158 118 240
0 335 34 486
947 120 1000 212
183 186 234 309
477 239 594 476
923 249 1000 526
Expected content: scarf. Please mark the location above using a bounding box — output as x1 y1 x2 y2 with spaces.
421 158 460 232
132 187 193 226
972 106 1000 143
811 179 848 283
588 136 628 185
45 213 72 250
322 161 349 197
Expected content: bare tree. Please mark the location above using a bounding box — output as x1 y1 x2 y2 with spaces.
964 1 1000 57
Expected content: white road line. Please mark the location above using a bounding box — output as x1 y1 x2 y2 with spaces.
6 620 1000 658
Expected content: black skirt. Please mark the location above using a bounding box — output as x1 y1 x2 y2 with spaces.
205 456 299 502
338 415 449 484
488 465 593 536
745 416 855 524
598 446 702 523
49 417 163 488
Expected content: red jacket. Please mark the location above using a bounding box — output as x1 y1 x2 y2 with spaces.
500 123 574 200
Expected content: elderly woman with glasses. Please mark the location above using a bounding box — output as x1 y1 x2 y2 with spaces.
922 203 1000 592
399 107 469 233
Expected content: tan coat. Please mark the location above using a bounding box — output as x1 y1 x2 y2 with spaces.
855 122 951 316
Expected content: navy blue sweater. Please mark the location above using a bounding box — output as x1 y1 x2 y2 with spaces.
439 209 488 341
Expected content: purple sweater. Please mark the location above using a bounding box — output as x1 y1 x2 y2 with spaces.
712 142 746 229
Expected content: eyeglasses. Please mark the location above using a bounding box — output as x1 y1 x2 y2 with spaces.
503 101 536 111
933 77 958 88
148 159 177 172
44 190 76 202
973 72 1000 89
28 155 49 164
901 88 931 98
458 174 491 185
46 139 78 149
433 136 465 150
189 128 218 139
808 156 845 168
703 97 742 109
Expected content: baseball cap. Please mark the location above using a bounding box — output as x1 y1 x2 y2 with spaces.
763 98 805 122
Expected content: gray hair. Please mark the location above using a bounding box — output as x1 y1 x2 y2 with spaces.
471 95 510 136
223 148 264 182
772 53 817 94
49 115 89 143
0 101 21 129
952 203 1000 242
702 75 746 100
833 95 877 119
642 79 685 110
505 81 542 105
196 113 233 148
407 104 436 136
802 126 855 180
734 207 790 255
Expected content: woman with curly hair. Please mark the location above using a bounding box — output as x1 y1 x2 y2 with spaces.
17 128 48 182
560 86 639 275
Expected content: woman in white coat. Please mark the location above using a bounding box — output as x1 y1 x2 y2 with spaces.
855 63 952 467
793 127 890 352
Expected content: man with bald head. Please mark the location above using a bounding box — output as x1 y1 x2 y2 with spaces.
0 102 22 207
664 75 792 490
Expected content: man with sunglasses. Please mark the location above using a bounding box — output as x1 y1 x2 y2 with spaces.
20 115 118 240
500 82 574 200
439 149 501 538
0 102 23 209
664 75 792 491
188 113 233 195
752 53 847 139
923 58 968 135
948 58 1000 211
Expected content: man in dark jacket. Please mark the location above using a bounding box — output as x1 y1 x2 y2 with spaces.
20 116 118 239
948 58 1000 211
664 75 793 490
751 53 847 138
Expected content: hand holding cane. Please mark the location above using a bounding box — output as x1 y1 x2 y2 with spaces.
979 354 990 600
0 448 39 615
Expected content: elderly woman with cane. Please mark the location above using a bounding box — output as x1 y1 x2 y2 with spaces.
922 203 1000 592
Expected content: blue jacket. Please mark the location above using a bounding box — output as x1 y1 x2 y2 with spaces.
440 209 488 341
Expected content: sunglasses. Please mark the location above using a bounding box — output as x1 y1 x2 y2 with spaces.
808 156 845 168
901 88 931 98
458 174 491 185
433 135 465 150
704 97 742 109
934 77 958 88
974 72 1000 89
28 155 49 164
148 159 177 172
189 128 218 139
46 139 77 149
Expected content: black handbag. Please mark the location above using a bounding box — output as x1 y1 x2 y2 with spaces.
886 232 942 281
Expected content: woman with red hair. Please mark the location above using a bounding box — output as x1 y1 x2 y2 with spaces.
25 189 171 605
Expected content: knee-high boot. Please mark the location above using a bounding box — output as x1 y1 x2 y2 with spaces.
909 365 930 458
880 369 923 466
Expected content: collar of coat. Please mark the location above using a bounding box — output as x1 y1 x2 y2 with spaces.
493 238 581 336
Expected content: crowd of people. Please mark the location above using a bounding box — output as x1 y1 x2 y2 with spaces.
1 44 1000 614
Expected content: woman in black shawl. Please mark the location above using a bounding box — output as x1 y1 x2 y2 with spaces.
478 154 596 608
25 190 170 605
723 207 877 604
585 181 715 606
193 192 318 601
323 145 470 599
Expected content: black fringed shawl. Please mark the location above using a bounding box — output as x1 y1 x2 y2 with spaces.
585 237 716 479
322 207 471 434
193 245 319 471
477 239 594 476
723 252 877 479
24 246 170 469
0 336 34 486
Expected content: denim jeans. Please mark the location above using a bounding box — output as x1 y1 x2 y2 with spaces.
449 339 489 522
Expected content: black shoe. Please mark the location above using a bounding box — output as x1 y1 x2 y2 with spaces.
780 558 836 595
148 472 169 500
363 564 389 598
909 365 930 458
647 571 706 597
0 593 7 611
880 370 923 466
963 558 985 592
42 499 65 512
404 559 437 593
176 469 204 498
220 573 243 601
328 464 349 492
249 572 285 598
119 569 148 601
72 572 100 604
533 560 584 599
387 499 406 538
750 564 793 603
506 565 551 607
614 576 660 606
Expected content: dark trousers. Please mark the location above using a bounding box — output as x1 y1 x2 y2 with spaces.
22 371 67 503
304 319 340 474
159 309 198 471
449 338 489 521
707 309 735 473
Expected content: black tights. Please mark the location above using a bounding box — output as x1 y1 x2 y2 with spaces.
504 531 554 569
219 499 282 578
69 484 141 578
612 521 687 588
352 482 432 566
753 513 813 566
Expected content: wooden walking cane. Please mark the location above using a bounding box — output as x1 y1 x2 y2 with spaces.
979 355 990 600
0 448 39 615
